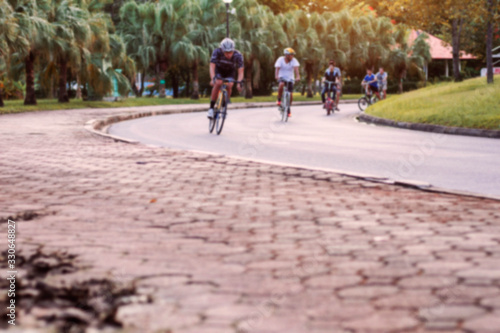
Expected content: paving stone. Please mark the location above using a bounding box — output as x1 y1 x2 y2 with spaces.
419 305 486 321
398 276 458 289
304 275 362 289
343 310 419 331
463 311 500 332
337 286 399 299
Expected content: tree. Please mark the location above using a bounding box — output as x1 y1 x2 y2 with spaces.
183 0 224 99
486 0 499 83
82 1 131 100
9 0 54 105
156 0 193 98
233 0 273 98
0 0 29 106
387 30 431 94
47 0 91 102
119 0 159 97
383 0 481 82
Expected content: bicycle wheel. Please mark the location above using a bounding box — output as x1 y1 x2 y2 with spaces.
216 91 227 135
282 92 290 122
326 99 333 115
358 97 368 111
371 95 379 104
209 114 216 133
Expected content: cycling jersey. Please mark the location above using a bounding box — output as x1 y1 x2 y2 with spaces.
364 74 378 88
275 56 300 81
210 48 244 78
324 67 341 82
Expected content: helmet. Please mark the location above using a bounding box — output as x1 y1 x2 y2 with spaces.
220 38 235 52
284 48 295 55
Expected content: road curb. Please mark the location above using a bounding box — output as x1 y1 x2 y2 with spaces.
357 113 500 139
85 103 500 202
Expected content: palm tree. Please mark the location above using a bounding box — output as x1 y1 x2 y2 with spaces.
184 0 224 99
156 0 193 98
9 0 53 105
0 0 29 106
82 2 131 100
46 0 91 102
119 0 158 97
285 10 324 97
320 11 351 69
387 29 431 93
232 0 273 98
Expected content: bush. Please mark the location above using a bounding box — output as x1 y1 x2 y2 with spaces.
1 79 24 100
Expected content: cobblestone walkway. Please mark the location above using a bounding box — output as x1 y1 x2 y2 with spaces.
1 106 500 333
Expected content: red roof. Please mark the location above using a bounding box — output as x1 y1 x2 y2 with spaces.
408 30 477 60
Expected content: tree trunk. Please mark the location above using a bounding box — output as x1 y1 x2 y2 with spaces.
486 0 494 84
245 59 253 99
76 73 82 99
58 58 69 103
399 70 406 94
24 51 37 105
0 87 4 107
191 61 200 99
139 70 145 96
184 71 190 97
158 62 167 98
130 75 140 97
451 18 463 82
172 72 179 98
306 62 313 98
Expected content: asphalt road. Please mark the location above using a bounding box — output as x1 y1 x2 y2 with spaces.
108 103 500 197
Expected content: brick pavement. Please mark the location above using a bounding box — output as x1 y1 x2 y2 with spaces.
1 105 500 333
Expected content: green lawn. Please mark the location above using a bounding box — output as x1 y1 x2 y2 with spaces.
366 77 500 130
0 93 361 115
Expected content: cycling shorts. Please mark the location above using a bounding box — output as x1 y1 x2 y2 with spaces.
215 67 235 81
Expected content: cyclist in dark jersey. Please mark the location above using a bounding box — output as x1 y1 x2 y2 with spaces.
208 38 244 119
321 60 341 110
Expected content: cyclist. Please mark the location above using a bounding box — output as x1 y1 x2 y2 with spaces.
208 38 244 119
321 60 341 111
275 48 300 117
361 68 381 100
376 67 388 100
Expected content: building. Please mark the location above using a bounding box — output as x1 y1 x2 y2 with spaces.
408 30 477 78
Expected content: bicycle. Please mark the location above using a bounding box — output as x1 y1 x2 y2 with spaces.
323 80 338 116
358 84 382 111
278 78 294 122
209 77 243 135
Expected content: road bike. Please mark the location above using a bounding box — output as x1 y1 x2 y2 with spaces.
209 77 243 135
323 80 339 116
278 78 294 122
358 84 383 111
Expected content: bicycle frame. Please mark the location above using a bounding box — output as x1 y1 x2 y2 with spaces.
324 80 338 100
209 76 242 135
278 78 294 122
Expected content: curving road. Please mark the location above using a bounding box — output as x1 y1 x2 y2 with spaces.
108 104 500 197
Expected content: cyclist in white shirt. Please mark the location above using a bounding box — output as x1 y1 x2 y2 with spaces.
275 48 300 117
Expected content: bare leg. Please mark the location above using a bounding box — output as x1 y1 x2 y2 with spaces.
226 82 234 98
277 82 284 101
210 79 223 102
